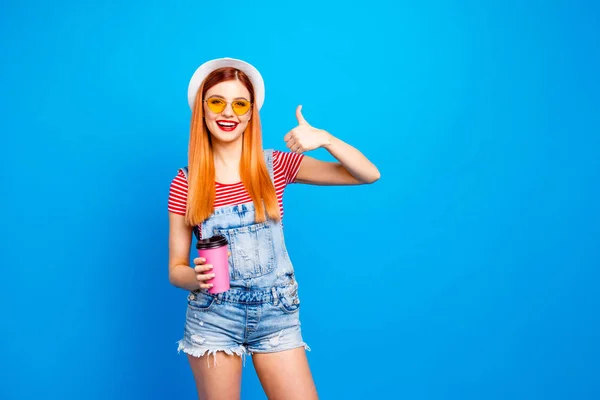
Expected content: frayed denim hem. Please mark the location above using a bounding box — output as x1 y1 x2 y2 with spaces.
176 339 248 368
248 342 311 355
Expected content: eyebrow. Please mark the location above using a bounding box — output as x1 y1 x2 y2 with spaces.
209 94 250 101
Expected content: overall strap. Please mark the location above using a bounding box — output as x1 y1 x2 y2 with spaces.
263 149 275 184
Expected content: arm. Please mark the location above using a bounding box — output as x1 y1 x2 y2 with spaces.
295 135 380 185
284 105 381 186
168 212 202 291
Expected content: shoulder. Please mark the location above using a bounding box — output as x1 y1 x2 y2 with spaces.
177 166 189 181
271 149 304 166
170 169 188 190
168 168 189 215
269 150 305 184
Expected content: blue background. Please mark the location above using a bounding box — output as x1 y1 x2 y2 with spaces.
1 0 599 399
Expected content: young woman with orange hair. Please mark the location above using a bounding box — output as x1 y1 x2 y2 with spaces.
167 57 380 400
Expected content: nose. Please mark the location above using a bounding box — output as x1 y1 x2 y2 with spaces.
221 102 234 118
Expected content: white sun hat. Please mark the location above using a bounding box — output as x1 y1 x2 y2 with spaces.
187 57 265 111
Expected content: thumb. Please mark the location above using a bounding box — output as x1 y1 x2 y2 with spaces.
296 105 308 125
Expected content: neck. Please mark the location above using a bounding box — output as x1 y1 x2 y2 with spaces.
212 136 243 170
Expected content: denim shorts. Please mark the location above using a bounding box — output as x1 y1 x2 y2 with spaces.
176 283 310 366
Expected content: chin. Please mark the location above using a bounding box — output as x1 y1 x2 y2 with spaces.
208 122 247 141
210 129 243 144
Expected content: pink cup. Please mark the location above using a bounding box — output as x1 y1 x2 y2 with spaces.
196 235 230 294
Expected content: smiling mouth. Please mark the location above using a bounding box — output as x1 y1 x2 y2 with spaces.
217 121 238 131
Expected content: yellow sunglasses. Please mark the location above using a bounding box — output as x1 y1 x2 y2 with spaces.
203 96 252 116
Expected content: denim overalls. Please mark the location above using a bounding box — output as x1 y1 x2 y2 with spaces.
176 149 309 366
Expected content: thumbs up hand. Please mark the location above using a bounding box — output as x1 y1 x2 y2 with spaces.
284 105 332 154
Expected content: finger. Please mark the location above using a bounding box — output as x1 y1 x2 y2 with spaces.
194 264 213 273
193 257 206 265
286 138 297 151
199 283 214 289
292 143 303 153
228 251 231 257
284 131 293 142
296 105 308 125
196 272 216 281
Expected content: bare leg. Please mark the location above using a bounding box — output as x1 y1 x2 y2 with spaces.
187 352 243 400
253 347 318 400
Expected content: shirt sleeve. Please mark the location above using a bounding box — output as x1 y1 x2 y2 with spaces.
167 170 188 215
273 150 305 185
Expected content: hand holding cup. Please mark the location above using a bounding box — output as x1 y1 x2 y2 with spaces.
193 234 231 293
193 257 217 289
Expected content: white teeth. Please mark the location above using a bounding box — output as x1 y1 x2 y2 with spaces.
218 122 236 127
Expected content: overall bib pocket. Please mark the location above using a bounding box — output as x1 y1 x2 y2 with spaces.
214 221 275 280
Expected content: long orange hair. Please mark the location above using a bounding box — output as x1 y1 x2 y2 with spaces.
185 67 280 227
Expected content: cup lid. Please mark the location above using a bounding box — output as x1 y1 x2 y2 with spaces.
196 234 228 250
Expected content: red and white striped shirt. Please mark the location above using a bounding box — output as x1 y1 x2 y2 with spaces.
168 150 304 225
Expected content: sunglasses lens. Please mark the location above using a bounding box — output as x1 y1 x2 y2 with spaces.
205 98 251 115
232 100 251 115
206 98 226 113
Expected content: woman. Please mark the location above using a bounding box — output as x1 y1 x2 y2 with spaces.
168 57 380 400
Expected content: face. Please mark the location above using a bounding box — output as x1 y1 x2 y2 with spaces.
203 80 252 144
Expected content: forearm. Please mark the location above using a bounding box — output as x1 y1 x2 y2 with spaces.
322 133 380 183
169 264 200 291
